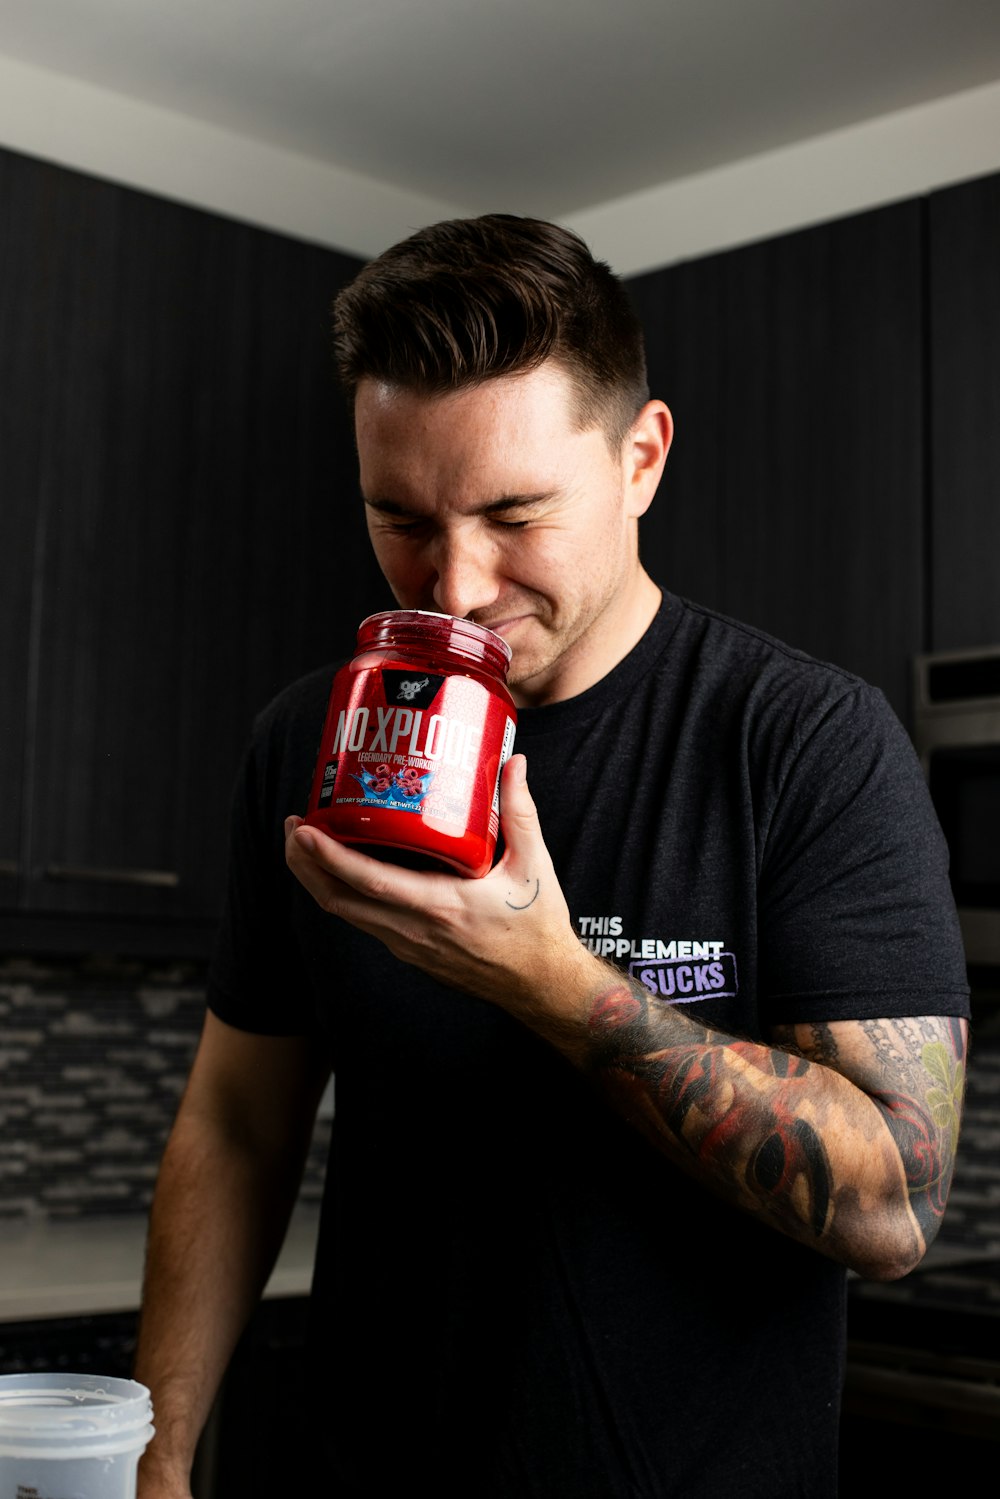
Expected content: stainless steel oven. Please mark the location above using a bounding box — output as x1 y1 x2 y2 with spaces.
913 645 1000 968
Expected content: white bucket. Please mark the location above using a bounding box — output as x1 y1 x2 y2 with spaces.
0 1373 154 1499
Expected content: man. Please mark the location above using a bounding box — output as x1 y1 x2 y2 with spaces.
135 215 969 1498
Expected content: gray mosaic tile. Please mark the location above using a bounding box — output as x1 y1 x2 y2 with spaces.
0 1198 43 1218
51 1015 135 1038
0 953 328 1219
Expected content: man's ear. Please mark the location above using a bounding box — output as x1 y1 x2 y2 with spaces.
625 401 673 519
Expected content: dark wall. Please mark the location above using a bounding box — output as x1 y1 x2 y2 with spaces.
928 172 1000 651
627 171 1000 721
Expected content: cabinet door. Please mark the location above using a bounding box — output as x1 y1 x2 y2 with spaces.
627 254 728 612
0 150 50 906
0 148 377 932
928 171 1000 651
9 159 195 923
630 201 925 719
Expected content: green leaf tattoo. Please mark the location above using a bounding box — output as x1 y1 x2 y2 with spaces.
922 1040 964 1157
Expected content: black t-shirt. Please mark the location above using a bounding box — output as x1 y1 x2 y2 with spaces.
209 593 969 1497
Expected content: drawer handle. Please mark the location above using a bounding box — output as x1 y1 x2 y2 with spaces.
44 864 180 889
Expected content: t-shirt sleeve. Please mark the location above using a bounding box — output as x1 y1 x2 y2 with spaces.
206 706 321 1038
757 682 970 1026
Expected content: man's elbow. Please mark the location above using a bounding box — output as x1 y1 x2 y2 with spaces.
842 1203 935 1283
850 1248 923 1283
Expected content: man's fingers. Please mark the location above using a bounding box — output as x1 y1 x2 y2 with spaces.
286 820 453 910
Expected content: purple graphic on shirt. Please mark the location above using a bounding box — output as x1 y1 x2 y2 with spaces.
629 953 739 1004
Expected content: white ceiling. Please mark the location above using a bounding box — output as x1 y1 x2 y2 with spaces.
3 0 1000 218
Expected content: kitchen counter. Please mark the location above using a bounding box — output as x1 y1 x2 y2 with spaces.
0 1203 320 1323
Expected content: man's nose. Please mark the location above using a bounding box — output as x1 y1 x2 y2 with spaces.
430 531 500 619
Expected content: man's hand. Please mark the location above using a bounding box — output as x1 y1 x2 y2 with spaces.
285 754 595 1035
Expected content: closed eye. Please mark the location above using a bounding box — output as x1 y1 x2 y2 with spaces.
365 492 552 534
375 516 431 536
374 513 533 535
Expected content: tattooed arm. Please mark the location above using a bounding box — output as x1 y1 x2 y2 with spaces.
578 977 966 1280
286 755 967 1281
771 1015 966 1252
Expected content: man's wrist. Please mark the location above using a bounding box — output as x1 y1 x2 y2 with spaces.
136 1428 196 1495
512 945 625 1063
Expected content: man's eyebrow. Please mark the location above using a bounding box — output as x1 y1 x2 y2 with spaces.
480 492 555 516
363 492 555 517
363 495 415 516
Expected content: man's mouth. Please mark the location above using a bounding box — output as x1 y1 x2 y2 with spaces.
475 613 530 639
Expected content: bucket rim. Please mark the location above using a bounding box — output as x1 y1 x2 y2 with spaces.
0 1373 153 1448
0 1423 155 1460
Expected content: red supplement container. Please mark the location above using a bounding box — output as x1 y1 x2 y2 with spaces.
304 610 517 877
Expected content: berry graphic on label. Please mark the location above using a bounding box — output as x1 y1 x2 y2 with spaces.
365 764 396 794
351 765 435 809
395 765 429 798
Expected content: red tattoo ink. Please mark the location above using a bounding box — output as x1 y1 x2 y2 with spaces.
305 610 517 878
879 1091 946 1216
591 986 645 1029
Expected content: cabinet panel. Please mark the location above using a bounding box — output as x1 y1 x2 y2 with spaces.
0 148 378 934
18 165 190 919
928 172 1000 651
628 255 726 611
0 151 48 902
630 202 925 718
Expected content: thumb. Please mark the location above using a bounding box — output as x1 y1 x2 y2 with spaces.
498 754 543 857
497 755 571 932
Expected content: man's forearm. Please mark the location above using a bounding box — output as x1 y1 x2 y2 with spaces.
133 1106 305 1493
531 966 965 1281
133 1015 329 1499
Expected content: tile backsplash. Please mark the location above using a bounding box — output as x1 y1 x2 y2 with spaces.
0 954 330 1219
1 953 998 1265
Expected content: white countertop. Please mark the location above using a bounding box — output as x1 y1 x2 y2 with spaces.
0 1203 320 1323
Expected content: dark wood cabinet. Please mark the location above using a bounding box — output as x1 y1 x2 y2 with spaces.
0 147 384 948
629 201 926 719
928 172 1000 652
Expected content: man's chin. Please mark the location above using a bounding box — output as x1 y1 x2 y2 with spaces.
506 644 563 702
463 615 561 698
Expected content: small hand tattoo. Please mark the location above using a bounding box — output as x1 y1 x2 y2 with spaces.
506 877 540 910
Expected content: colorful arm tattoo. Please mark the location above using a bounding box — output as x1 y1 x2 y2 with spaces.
583 980 966 1273
771 1014 967 1244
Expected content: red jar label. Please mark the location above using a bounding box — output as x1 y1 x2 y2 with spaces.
308 663 516 874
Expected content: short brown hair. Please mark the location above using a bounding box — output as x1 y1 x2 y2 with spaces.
332 214 649 449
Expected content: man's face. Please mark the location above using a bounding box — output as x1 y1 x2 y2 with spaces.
355 363 668 706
